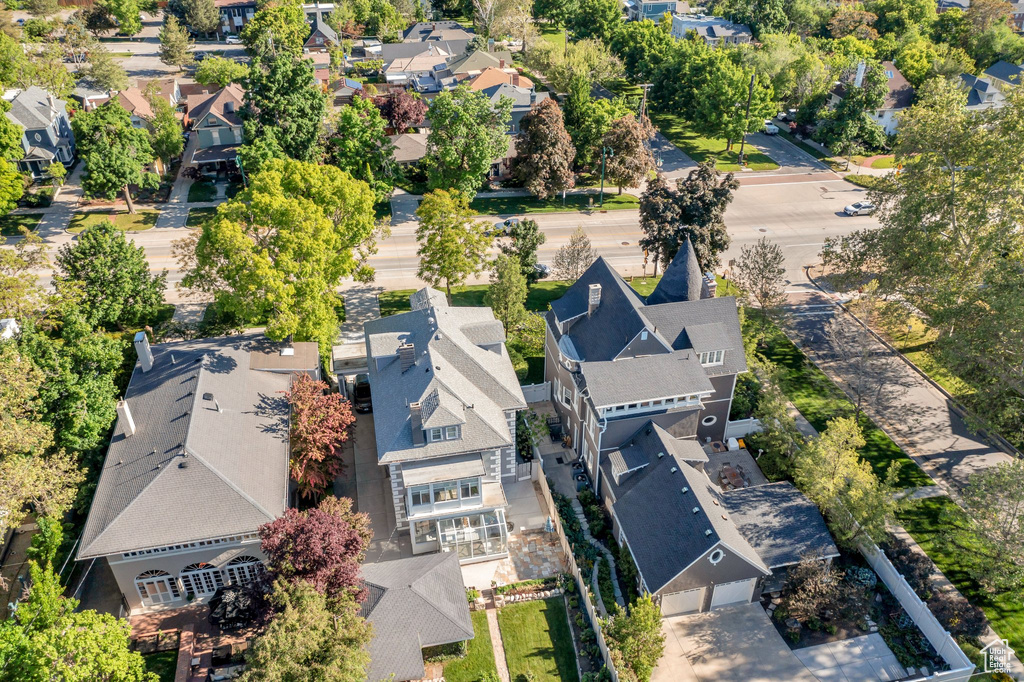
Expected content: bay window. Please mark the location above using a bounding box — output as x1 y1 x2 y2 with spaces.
407 476 484 517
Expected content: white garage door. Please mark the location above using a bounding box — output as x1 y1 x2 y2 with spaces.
711 579 756 608
661 587 705 616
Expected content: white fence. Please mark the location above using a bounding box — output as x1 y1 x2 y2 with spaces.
860 543 975 682
521 382 550 404
724 417 763 439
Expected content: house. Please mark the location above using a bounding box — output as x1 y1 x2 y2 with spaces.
360 552 474 681
363 288 527 563
215 0 256 36
829 61 914 135
115 87 155 128
936 0 968 10
479 83 548 134
3 86 75 180
328 77 364 106
983 60 1024 86
186 83 244 174
1012 2 1024 30
384 48 453 91
960 73 1007 110
624 0 688 22
444 49 515 82
77 331 320 614
389 132 429 165
403 20 474 42
304 15 337 52
138 77 183 109
377 40 471 65
544 241 737 489
71 81 111 112
467 66 534 92
670 14 752 45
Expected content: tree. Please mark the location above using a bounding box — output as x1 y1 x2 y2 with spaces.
815 60 888 155
62 15 94 66
0 99 24 214
795 417 902 548
0 232 52 324
286 373 356 499
638 174 680 278
514 98 576 200
178 159 377 347
195 55 249 87
610 18 675 82
241 0 308 57
26 0 59 17
149 96 184 165
415 189 492 301
375 90 428 132
673 162 738 271
500 218 546 284
690 54 775 150
54 222 167 329
326 95 394 203
955 460 1024 592
182 0 220 36
828 8 879 39
85 43 129 91
534 0 577 26
552 226 596 282
563 74 632 168
158 14 194 70
45 161 66 190
239 580 371 682
0 448 82 538
71 103 159 213
102 0 143 35
259 496 372 602
602 114 654 194
742 357 805 479
734 237 787 336
79 3 117 36
485 254 528 333
424 85 513 199
0 519 155 681
23 42 75 100
603 595 665 682
242 54 327 164
568 0 621 43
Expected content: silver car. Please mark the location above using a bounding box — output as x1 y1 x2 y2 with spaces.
491 217 519 236
844 201 875 216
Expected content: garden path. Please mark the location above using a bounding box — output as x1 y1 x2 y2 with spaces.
570 498 624 614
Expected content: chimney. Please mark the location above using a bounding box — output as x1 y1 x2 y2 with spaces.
499 58 506 69
47 93 56 111
398 342 416 372
587 283 601 316
134 331 154 372
854 60 866 88
117 400 136 436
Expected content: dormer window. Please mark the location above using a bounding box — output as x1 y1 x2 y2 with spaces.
445 425 460 440
699 350 724 366
428 426 460 442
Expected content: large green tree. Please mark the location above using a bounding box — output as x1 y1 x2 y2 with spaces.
178 158 377 347
424 85 512 199
85 43 130 91
195 55 249 87
567 0 621 43
23 42 74 99
672 161 739 271
242 54 328 164
158 14 194 69
182 0 220 36
148 96 184 165
54 222 167 329
484 253 528 333
71 103 159 213
604 595 665 682
690 53 775 150
610 18 675 82
500 218 546 284
326 95 394 203
638 173 680 277
415 189 493 300
0 99 24 213
513 98 576 200
241 0 308 57
563 74 633 168
603 113 654 194
101 0 143 35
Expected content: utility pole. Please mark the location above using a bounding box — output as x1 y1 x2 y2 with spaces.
737 71 755 167
637 83 653 121
599 145 613 207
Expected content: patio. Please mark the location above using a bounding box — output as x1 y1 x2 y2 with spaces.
704 447 770 490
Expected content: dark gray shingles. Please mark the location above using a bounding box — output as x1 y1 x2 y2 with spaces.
984 60 1024 85
580 353 714 407
646 237 708 305
723 482 840 569
642 296 748 377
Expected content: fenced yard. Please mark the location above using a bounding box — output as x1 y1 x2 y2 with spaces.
498 597 579 682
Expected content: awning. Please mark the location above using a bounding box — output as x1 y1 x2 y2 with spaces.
402 454 485 486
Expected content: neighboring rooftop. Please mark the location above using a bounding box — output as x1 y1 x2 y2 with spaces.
447 49 515 76
389 132 429 163
3 86 65 130
115 87 154 120
403 20 474 42
984 60 1024 85
468 66 534 91
602 420 709 500
187 83 244 125
960 73 1007 110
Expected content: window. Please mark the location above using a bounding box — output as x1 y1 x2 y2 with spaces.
701 415 718 426
410 485 431 508
414 520 437 544
640 330 648 340
135 570 180 606
709 549 725 565
437 510 509 560
445 425 460 440
180 562 223 596
561 386 572 407
460 478 480 499
433 480 458 502
224 556 262 586
429 428 443 442
699 350 724 366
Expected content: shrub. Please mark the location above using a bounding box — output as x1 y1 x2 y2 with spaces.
422 639 467 662
927 590 987 639
466 588 480 603
882 535 935 600
730 372 762 419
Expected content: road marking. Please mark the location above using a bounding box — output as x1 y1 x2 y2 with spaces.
782 242 825 248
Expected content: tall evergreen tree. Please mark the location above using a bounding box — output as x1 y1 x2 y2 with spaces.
158 14 195 69
182 0 220 36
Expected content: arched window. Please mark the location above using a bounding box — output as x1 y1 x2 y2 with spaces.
135 570 181 606
180 562 224 597
224 555 263 586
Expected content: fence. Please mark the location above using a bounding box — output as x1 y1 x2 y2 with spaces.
724 417 763 440
535 460 621 682
521 382 550 404
860 543 975 682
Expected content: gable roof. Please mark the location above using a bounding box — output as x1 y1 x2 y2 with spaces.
381 40 469 63
646 237 708 305
984 60 1024 85
364 289 526 463
724 482 840 569
479 83 545 109
604 421 708 498
881 61 915 110
137 77 179 104
187 83 244 126
403 20 474 42
613 456 769 593
447 49 514 75
389 132 429 163
961 73 1007 109
307 15 338 44
115 87 154 120
360 552 474 682
468 66 533 91
4 86 64 130
78 332 299 559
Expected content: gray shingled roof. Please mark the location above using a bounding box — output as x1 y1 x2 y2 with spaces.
724 482 840 569
984 60 1024 85
78 332 292 559
642 297 747 378
613 457 768 593
4 86 62 130
360 552 473 682
646 237 708 305
605 421 708 490
364 290 526 463
381 40 470 62
579 353 713 408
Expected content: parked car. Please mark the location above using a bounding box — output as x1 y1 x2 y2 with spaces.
193 51 207 62
351 373 372 413
490 217 519 236
764 120 780 135
534 263 550 279
225 35 242 44
844 201 875 216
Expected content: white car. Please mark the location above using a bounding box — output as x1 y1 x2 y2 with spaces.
225 35 242 44
764 121 779 135
491 217 519 236
844 201 875 216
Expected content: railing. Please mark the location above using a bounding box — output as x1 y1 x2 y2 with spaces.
521 382 551 404
860 543 975 682
724 417 763 439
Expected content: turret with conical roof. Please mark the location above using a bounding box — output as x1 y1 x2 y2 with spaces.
646 236 710 305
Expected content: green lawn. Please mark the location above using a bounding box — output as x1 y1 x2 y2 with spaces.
649 111 780 172
110 51 133 58
870 156 896 169
186 207 218 228
142 650 178 682
67 210 159 234
187 181 218 203
0 213 42 236
470 193 639 216
443 610 499 682
537 23 566 50
899 497 1024 659
498 598 579 682
753 313 932 487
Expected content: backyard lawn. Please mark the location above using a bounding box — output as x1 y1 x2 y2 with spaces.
498 598 579 682
649 111 780 172
443 610 499 682
142 650 177 682
537 23 566 50
470 193 639 216
186 207 218 228
898 496 1024 660
0 213 42 236
67 210 159 233
187 181 218 203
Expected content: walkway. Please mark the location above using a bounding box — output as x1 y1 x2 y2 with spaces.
485 604 512 682
569 498 624 613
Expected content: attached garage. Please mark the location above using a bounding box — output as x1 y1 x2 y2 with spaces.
660 587 706 616
710 578 757 609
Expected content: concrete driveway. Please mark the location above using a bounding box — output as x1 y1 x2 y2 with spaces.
653 603 817 682
795 634 906 682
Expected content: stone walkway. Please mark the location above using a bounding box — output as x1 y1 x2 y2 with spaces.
486 605 512 682
491 530 566 585
570 498 624 614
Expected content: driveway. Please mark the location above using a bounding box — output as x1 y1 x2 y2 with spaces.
653 603 817 682
795 634 906 682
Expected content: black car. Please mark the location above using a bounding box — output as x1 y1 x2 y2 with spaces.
352 373 372 413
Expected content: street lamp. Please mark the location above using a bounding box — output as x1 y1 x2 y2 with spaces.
599 145 614 207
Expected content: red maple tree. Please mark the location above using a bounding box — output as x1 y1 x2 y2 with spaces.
285 373 356 499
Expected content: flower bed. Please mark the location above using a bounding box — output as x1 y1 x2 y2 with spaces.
561 576 604 679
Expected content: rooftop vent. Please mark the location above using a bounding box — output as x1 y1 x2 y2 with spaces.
705 529 713 536
670 466 678 474
712 499 719 506
681 486 689 494
202 392 213 401
281 347 295 356
692 507 699 514
657 451 665 458
178 453 189 469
